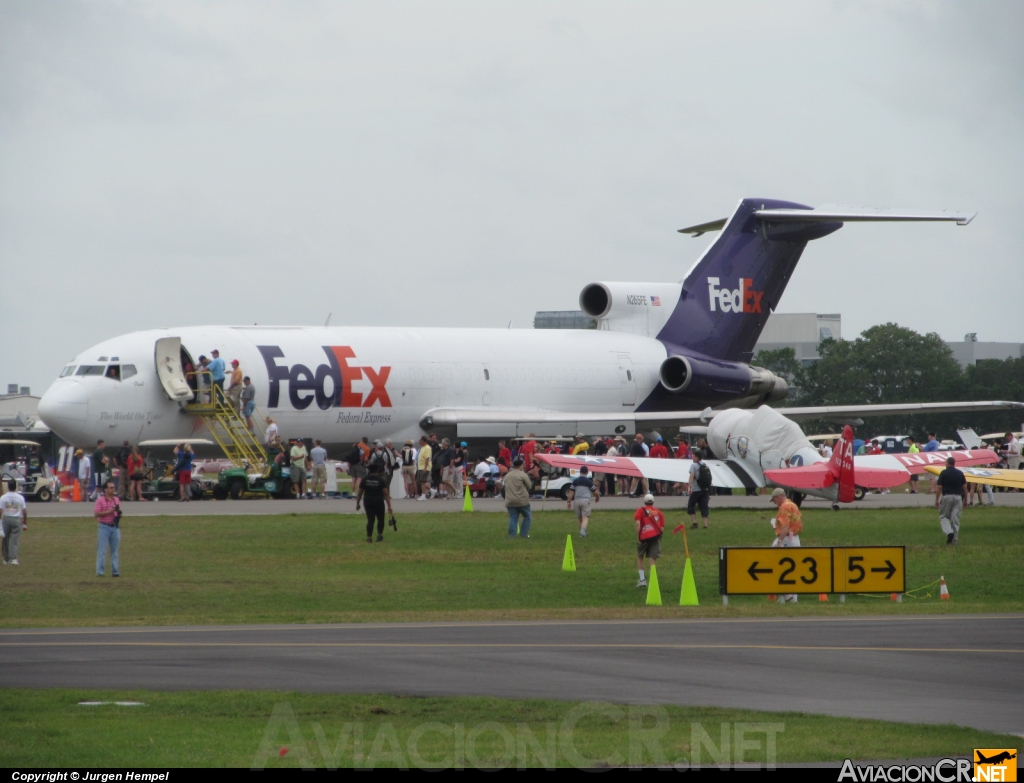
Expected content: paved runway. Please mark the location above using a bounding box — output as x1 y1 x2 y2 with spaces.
33 492 1024 517
3 616 1021 735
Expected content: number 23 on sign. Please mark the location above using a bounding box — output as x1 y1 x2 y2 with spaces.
721 547 834 595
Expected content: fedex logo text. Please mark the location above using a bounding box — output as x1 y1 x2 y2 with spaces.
259 345 392 411
707 277 764 314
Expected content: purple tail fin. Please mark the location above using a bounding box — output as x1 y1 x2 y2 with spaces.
656 198 841 362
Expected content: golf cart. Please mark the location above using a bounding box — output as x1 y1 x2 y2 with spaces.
137 439 217 500
211 443 297 500
498 463 580 500
0 439 59 502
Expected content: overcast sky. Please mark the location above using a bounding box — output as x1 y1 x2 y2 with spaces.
2 0 1022 396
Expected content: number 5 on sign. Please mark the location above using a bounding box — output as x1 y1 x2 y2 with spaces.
832 547 905 594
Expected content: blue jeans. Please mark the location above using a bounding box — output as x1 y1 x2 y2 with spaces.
507 505 532 537
97 523 120 576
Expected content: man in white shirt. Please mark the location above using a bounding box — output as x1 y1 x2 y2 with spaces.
473 459 491 480
77 450 92 502
1002 433 1021 472
1 480 28 565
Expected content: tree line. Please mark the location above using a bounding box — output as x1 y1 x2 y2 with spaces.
752 323 1024 438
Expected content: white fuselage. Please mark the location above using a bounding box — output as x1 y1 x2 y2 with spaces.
39 325 670 452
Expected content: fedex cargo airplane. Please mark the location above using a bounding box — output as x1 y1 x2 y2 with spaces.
38 198 1016 452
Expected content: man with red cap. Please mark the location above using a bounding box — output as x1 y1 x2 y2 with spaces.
227 359 244 415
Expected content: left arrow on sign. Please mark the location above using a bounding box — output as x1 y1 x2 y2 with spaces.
871 560 897 580
747 562 773 580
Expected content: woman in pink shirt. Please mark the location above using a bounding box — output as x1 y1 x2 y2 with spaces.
94 481 121 577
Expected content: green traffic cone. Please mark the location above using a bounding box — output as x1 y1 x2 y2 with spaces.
646 563 662 606
463 485 474 512
680 558 699 606
562 535 576 572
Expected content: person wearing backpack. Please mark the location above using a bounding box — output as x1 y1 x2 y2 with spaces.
686 450 713 529
400 440 418 498
634 493 665 588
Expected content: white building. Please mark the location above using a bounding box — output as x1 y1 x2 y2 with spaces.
0 386 39 430
753 313 842 365
946 334 1024 368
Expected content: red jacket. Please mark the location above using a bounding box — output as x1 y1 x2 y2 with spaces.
634 506 665 541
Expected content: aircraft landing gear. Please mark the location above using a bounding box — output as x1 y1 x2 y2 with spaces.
831 502 840 511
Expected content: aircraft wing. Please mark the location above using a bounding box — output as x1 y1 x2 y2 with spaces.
532 453 753 490
427 401 1024 436
925 464 1024 490
856 449 998 475
761 401 1024 424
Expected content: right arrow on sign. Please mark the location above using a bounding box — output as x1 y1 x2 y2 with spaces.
871 560 897 579
747 562 773 580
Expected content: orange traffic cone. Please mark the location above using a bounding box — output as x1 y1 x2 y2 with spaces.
767 594 777 602
819 593 828 602
939 576 950 600
72 480 81 502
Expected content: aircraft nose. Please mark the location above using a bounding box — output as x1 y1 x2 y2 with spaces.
38 381 88 439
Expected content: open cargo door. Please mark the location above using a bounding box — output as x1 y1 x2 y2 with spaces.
154 337 193 401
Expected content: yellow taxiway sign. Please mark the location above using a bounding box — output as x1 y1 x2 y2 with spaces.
832 546 905 594
720 547 833 595
719 546 905 596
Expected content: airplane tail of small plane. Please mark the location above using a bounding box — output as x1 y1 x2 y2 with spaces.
661 200 974 363
764 424 908 500
831 425 857 504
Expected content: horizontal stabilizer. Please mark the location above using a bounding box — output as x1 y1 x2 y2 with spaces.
764 464 834 489
677 204 975 238
765 464 909 490
755 205 975 226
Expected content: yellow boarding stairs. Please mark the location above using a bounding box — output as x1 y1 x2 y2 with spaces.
185 372 269 474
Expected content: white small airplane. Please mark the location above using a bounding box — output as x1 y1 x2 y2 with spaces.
36 197 1020 453
535 405 1000 506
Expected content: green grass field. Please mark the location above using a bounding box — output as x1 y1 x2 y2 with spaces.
2 689 1019 768
3 506 1022 627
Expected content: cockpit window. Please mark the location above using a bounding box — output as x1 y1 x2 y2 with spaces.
75 365 105 376
105 365 121 381
122 364 137 379
60 366 76 378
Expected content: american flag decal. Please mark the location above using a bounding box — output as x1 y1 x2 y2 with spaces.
651 295 661 306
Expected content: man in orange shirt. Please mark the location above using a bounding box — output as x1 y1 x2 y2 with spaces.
770 487 803 602
634 493 665 588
